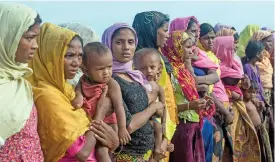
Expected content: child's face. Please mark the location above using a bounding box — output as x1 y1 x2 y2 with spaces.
244 88 257 101
136 53 161 81
83 51 113 84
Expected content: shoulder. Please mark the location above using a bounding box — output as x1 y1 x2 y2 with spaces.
108 78 120 90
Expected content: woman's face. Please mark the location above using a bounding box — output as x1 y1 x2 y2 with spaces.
256 49 265 62
186 23 199 45
199 31 216 51
111 28 136 63
156 22 169 48
182 38 194 60
15 24 40 63
64 37 83 79
262 35 273 54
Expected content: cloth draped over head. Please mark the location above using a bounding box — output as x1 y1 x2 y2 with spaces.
28 23 90 161
169 16 199 33
216 28 236 37
237 24 260 57
59 22 99 46
161 31 215 123
214 23 232 32
251 30 274 88
101 23 151 91
0 3 37 146
59 23 99 87
132 11 173 74
212 36 243 79
169 17 218 70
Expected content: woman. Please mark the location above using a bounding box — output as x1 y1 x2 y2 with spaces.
0 3 43 161
132 11 177 161
251 30 274 104
199 23 234 162
213 36 261 162
237 25 260 58
214 23 233 33
216 28 243 74
28 23 119 162
161 30 207 162
169 17 220 162
59 23 99 88
102 23 164 162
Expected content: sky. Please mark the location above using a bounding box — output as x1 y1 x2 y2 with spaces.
14 1 275 38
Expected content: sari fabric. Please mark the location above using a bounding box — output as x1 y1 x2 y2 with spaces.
28 23 90 162
237 25 260 57
214 23 232 33
0 3 37 145
162 31 215 124
251 30 273 89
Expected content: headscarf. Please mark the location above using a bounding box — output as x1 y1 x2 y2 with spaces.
169 17 218 70
59 23 99 87
216 28 236 37
213 36 243 79
169 16 199 33
0 3 37 146
214 23 232 33
251 30 274 88
28 23 90 161
59 22 99 46
237 24 260 57
161 31 215 125
102 23 151 91
198 24 229 102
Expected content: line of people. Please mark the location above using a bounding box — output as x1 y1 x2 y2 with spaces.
0 2 274 162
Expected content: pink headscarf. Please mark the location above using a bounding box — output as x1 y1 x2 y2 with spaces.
212 36 243 79
169 16 218 70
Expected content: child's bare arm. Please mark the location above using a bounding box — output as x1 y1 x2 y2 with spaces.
108 78 131 145
158 85 166 136
72 81 84 108
231 91 243 101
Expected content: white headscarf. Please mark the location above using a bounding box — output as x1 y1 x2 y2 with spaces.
0 3 37 146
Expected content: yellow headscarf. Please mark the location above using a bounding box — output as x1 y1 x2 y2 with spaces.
252 30 274 88
0 3 37 146
28 23 90 162
237 24 260 57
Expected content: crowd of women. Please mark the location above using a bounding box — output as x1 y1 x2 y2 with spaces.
0 2 274 162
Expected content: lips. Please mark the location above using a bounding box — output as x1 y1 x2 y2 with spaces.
121 53 131 58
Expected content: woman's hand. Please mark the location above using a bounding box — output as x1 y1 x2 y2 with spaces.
89 120 119 152
189 99 207 111
149 102 165 115
241 74 250 90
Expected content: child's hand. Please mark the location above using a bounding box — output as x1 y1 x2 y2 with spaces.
224 113 234 126
241 74 250 90
118 127 131 145
71 93 84 108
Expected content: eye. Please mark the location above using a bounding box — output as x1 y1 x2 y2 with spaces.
128 40 134 45
116 41 122 45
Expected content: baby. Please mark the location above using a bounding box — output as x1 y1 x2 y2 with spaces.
72 42 130 161
133 48 174 161
243 80 273 162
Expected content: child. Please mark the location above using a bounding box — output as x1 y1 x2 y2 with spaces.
72 42 130 161
133 48 175 161
243 81 273 162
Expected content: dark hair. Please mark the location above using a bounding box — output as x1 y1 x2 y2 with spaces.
233 32 239 41
72 35 83 47
187 18 196 30
28 14 42 31
83 42 110 64
231 27 236 31
200 23 215 37
133 48 161 66
111 27 136 41
242 40 264 64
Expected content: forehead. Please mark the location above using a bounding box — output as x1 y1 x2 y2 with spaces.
188 23 198 31
113 28 135 40
138 52 160 64
25 24 40 35
184 38 193 46
87 51 112 65
67 38 83 51
203 31 216 38
160 22 169 29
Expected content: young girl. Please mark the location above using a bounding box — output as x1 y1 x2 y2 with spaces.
243 81 273 162
72 42 130 162
133 48 176 161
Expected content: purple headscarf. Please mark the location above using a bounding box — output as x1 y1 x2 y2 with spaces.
214 23 232 32
102 23 151 91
